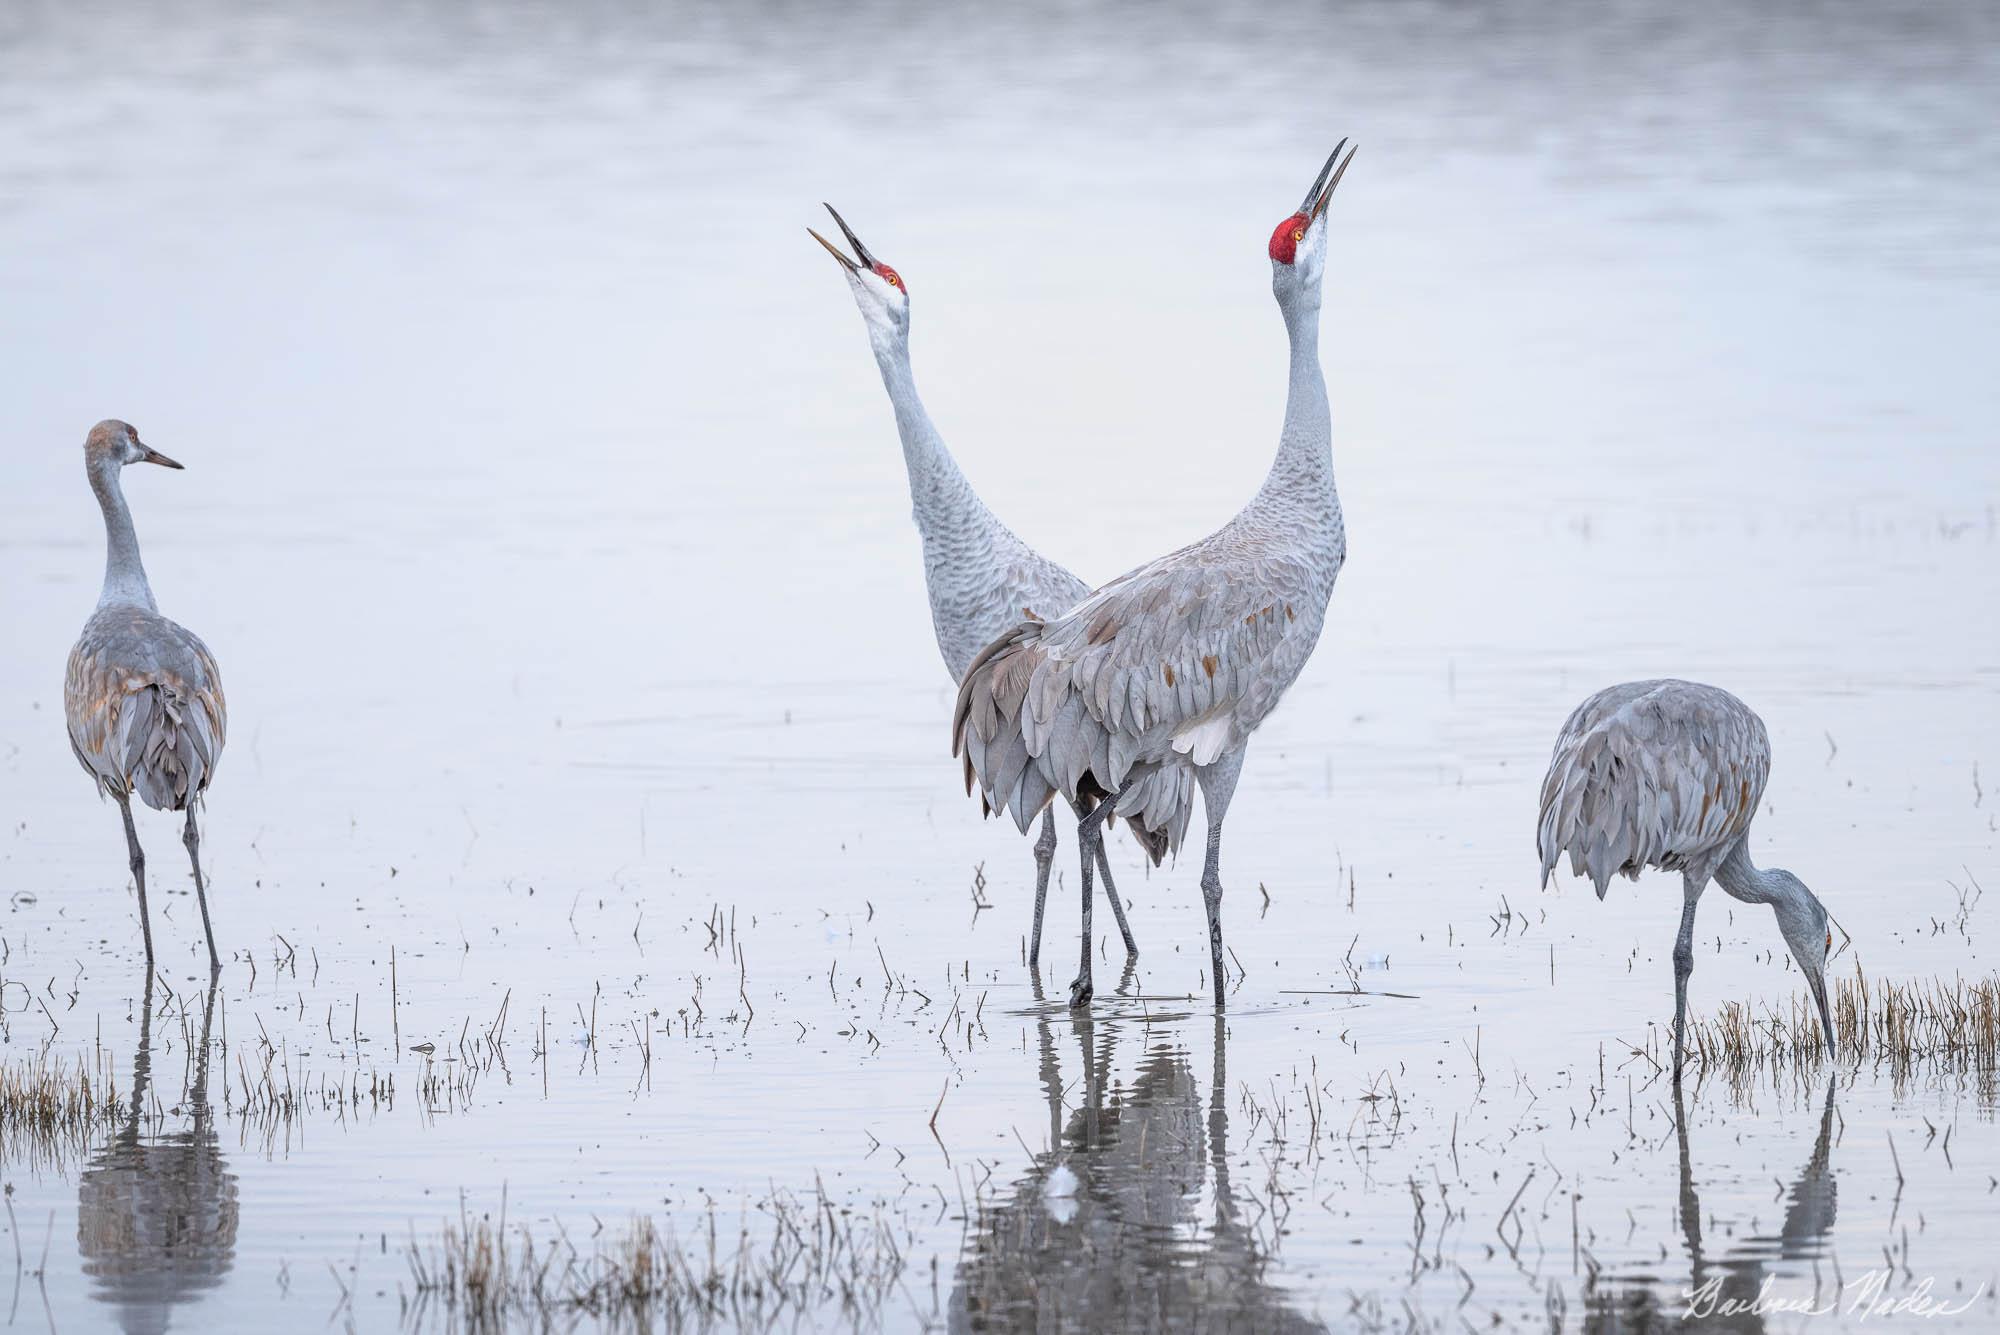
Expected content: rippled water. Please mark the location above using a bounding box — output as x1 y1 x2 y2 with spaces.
2 2 1998 1331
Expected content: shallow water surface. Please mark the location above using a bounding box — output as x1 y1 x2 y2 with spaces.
2 2 1998 1331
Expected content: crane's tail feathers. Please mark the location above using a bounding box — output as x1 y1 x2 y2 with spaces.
954 623 1054 836
1111 766 1192 857
114 682 219 813
1537 731 1656 899
953 621 1190 860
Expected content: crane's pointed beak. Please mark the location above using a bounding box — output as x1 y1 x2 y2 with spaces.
822 203 879 270
1807 968 1836 1062
138 445 183 470
811 203 884 276
1297 138 1346 213
808 226 859 273
1308 140 1359 224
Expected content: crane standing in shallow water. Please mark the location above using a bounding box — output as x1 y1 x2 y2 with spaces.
810 206 1156 970
1535 679 1836 1076
64 420 227 972
953 141 1357 1009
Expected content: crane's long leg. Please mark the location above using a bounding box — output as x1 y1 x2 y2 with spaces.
1074 798 1138 957
1068 799 1120 1010
1072 828 1096 1010
115 792 154 966
1671 874 1705 1080
1095 838 1138 955
182 804 222 973
1028 808 1058 971
1195 749 1247 1010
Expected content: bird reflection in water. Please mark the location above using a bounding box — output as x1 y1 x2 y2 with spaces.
1588 1081 1837 1333
950 969 1326 1333
78 973 237 1335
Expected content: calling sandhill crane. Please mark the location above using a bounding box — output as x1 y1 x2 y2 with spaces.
1535 679 1837 1075
954 140 1357 1008
64 421 227 971
810 204 1158 970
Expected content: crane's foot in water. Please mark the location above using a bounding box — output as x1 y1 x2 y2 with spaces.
1068 975 1092 1009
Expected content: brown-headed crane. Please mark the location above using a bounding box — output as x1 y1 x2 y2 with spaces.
64 420 227 971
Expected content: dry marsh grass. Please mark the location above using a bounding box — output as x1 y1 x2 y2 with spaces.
402 1186 908 1332
0 1053 122 1171
1684 966 2000 1077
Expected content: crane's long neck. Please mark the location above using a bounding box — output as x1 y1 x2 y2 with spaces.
90 461 156 611
1249 290 1340 534
870 328 998 557
1714 841 1788 905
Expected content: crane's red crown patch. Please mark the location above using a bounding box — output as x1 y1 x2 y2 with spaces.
1268 214 1308 265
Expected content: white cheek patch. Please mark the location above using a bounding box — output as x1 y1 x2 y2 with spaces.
1302 222 1330 270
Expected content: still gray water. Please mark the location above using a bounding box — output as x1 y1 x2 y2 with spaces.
2 2 1998 1331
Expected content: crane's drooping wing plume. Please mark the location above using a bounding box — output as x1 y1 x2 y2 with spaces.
954 545 1322 855
1535 679 1770 896
65 608 228 812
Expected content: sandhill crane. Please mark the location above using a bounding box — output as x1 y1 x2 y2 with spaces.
1535 679 1836 1076
65 421 227 971
810 205 1156 969
953 141 1358 1008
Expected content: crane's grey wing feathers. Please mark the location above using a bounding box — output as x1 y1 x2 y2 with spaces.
1536 679 1769 896
65 607 227 812
1037 549 1315 759
954 541 1323 858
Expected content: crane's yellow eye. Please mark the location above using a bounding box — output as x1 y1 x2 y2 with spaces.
1291 228 1304 243
886 274 899 287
